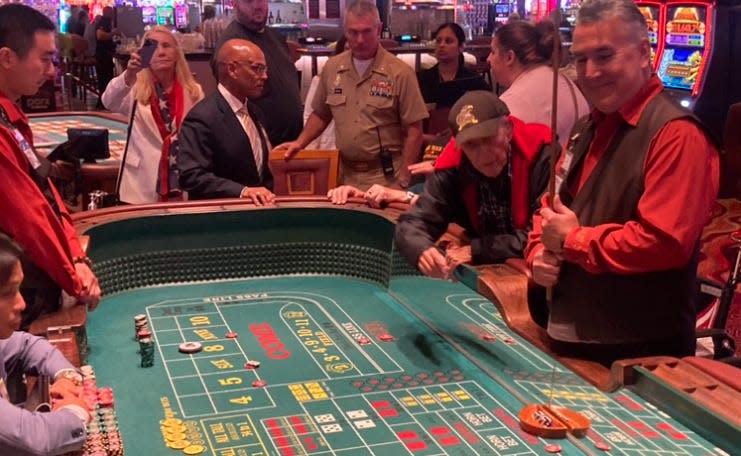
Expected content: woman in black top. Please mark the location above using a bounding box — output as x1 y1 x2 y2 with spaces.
417 23 490 108
414 23 490 178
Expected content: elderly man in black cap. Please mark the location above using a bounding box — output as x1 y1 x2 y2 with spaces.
395 90 553 279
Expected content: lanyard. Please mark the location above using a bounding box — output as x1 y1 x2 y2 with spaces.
0 106 42 169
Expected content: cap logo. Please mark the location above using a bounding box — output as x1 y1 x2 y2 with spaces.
455 105 478 132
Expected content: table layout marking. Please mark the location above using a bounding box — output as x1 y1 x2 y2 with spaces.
174 311 220 415
214 300 265 385
448 295 555 370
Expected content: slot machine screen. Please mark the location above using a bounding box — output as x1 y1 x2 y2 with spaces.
156 6 174 26
658 5 707 92
489 2 510 25
142 6 157 26
638 6 660 46
659 47 704 91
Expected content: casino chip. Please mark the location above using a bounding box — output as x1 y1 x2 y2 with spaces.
252 379 267 388
225 331 238 339
595 441 612 451
244 360 261 369
179 342 203 354
481 334 496 341
544 444 562 453
183 444 206 455
161 418 183 427
357 337 372 345
166 440 190 450
378 334 394 342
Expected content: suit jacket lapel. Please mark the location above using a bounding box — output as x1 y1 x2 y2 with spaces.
214 91 260 180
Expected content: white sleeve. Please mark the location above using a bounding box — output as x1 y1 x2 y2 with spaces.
101 72 135 116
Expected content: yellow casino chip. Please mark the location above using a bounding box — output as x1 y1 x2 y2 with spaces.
167 440 190 450
165 432 187 442
162 418 183 427
183 444 206 454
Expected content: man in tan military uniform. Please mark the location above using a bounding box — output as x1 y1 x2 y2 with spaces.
279 0 427 189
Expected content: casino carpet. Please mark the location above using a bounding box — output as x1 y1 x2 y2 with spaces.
697 198 741 355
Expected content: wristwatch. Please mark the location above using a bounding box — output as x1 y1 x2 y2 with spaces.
403 191 415 204
54 368 83 386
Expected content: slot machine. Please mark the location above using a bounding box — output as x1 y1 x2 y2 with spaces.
175 4 189 29
635 1 665 70
659 0 741 138
657 2 711 109
141 4 158 26
156 6 175 26
488 1 511 28
59 5 72 33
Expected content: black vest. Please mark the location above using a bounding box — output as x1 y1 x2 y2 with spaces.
550 93 702 344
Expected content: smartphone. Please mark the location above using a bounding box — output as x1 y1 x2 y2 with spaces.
138 38 158 68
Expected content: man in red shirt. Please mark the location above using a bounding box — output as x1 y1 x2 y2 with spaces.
0 4 100 331
525 0 719 365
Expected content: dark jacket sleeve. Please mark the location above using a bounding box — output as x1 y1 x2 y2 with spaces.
395 169 465 268
178 104 245 199
470 142 551 264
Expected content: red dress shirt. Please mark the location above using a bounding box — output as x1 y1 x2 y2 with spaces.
526 75 719 274
0 93 85 297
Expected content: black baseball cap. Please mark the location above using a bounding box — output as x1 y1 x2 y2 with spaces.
449 90 510 144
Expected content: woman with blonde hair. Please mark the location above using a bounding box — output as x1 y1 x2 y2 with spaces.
102 26 203 204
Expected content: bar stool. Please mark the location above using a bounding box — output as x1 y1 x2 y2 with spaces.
70 34 98 102
57 33 75 108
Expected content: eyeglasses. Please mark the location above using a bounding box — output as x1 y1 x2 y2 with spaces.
231 60 267 75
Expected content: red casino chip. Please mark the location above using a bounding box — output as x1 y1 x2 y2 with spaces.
225 331 238 339
481 334 496 341
595 441 612 451
544 444 562 453
244 360 261 369
252 379 267 388
378 334 394 342
357 337 372 345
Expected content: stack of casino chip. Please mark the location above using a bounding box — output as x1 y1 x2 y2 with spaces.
133 315 148 341
139 337 155 368
160 418 206 455
82 407 124 456
75 365 125 456
134 314 155 368
81 365 98 409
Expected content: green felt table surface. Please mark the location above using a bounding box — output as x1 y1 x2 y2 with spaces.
84 276 734 456
29 112 127 163
73 203 739 456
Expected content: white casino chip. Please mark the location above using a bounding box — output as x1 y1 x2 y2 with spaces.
178 342 203 354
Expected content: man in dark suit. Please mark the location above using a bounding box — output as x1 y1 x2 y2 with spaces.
179 39 275 204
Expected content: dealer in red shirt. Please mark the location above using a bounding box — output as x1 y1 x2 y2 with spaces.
525 0 719 366
0 5 100 331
